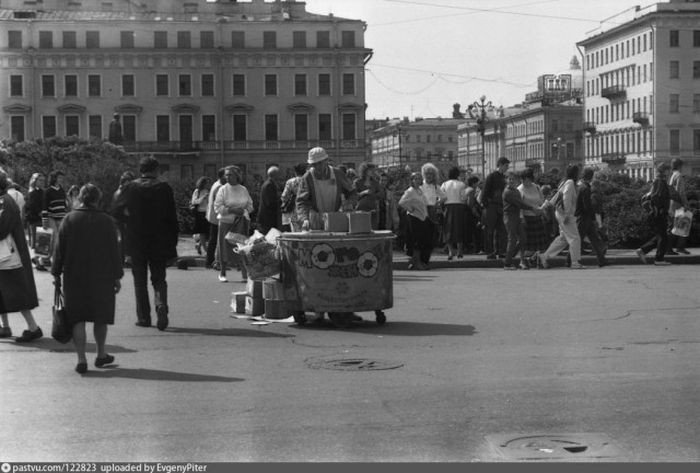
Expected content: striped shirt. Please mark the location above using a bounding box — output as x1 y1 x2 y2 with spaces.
44 186 67 220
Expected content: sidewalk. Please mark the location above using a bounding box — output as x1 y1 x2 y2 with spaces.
175 235 700 270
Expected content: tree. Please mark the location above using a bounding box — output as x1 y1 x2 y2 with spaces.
0 136 138 208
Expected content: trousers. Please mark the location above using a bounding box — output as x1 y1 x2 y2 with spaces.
131 254 168 324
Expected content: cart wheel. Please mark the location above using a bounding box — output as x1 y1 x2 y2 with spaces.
375 311 387 325
292 311 307 325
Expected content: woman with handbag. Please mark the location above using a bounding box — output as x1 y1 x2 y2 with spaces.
0 167 42 341
517 168 549 267
24 172 45 250
420 163 446 251
399 172 434 270
51 184 123 374
214 165 253 282
190 176 211 255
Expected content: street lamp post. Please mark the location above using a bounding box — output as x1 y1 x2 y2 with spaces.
467 95 493 176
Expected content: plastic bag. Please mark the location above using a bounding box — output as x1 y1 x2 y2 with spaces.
671 208 693 237
234 229 281 280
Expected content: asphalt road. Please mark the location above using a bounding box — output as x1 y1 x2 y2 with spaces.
1 262 699 462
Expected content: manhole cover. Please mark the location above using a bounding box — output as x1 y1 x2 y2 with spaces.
486 433 624 461
305 356 403 371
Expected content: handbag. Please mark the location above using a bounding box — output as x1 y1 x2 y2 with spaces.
0 234 22 270
51 285 72 344
671 208 693 238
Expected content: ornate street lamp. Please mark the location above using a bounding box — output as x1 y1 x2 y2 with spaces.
467 95 493 176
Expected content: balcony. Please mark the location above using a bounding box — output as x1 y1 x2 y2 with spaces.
632 112 649 126
601 85 626 100
583 121 597 134
601 153 626 165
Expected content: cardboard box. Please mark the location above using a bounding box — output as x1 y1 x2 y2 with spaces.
262 279 284 300
323 212 349 232
245 296 264 316
231 291 247 314
246 279 263 299
348 212 372 234
264 299 288 319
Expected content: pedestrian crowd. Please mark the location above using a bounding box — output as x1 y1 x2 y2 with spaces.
0 149 694 372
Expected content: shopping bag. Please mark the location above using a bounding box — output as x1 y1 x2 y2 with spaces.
34 227 53 257
671 208 693 238
51 286 72 344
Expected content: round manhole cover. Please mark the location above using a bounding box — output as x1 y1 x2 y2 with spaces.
305 356 403 371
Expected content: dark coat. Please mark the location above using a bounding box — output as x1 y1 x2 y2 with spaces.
112 176 179 261
0 193 38 312
256 178 281 234
51 208 123 324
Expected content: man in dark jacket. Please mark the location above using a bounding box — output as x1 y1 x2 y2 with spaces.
480 156 509 259
576 168 608 267
256 166 282 234
113 156 178 330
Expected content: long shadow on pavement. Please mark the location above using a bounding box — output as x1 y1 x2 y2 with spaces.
165 327 293 338
82 367 244 382
293 320 477 336
0 339 136 354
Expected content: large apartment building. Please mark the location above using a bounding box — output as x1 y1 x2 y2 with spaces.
370 116 463 174
0 0 372 180
457 58 583 176
578 0 700 180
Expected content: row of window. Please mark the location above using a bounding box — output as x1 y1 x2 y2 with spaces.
586 96 654 123
586 130 652 157
585 31 653 71
5 112 359 143
586 62 654 97
586 129 700 156
8 72 357 98
6 29 357 50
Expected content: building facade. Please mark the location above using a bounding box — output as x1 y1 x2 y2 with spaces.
0 0 372 180
370 117 463 174
457 59 583 177
578 0 700 180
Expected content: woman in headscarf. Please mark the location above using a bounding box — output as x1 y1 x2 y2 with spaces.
52 184 123 374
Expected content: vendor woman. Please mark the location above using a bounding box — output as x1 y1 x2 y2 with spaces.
296 147 356 231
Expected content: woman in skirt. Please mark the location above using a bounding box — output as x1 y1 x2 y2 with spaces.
0 167 42 342
190 176 211 255
517 168 549 267
440 166 467 259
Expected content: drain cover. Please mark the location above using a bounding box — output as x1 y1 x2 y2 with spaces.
305 356 403 371
486 433 624 461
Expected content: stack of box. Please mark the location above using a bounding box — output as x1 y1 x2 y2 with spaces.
231 291 247 314
245 279 264 316
262 278 287 319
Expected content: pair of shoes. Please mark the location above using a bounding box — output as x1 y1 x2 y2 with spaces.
75 362 88 374
457 253 464 259
156 306 169 331
519 262 530 270
537 253 549 269
635 248 648 264
598 260 609 268
570 262 586 269
503 265 517 270
135 320 151 328
218 274 228 282
486 253 497 260
654 260 672 266
407 263 415 270
447 255 454 261
676 248 690 255
666 249 678 256
204 263 212 269
95 354 115 368
0 327 12 338
15 327 43 343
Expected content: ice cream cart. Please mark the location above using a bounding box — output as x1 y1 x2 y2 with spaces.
278 231 394 327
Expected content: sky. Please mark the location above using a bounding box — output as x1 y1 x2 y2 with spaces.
303 0 656 120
